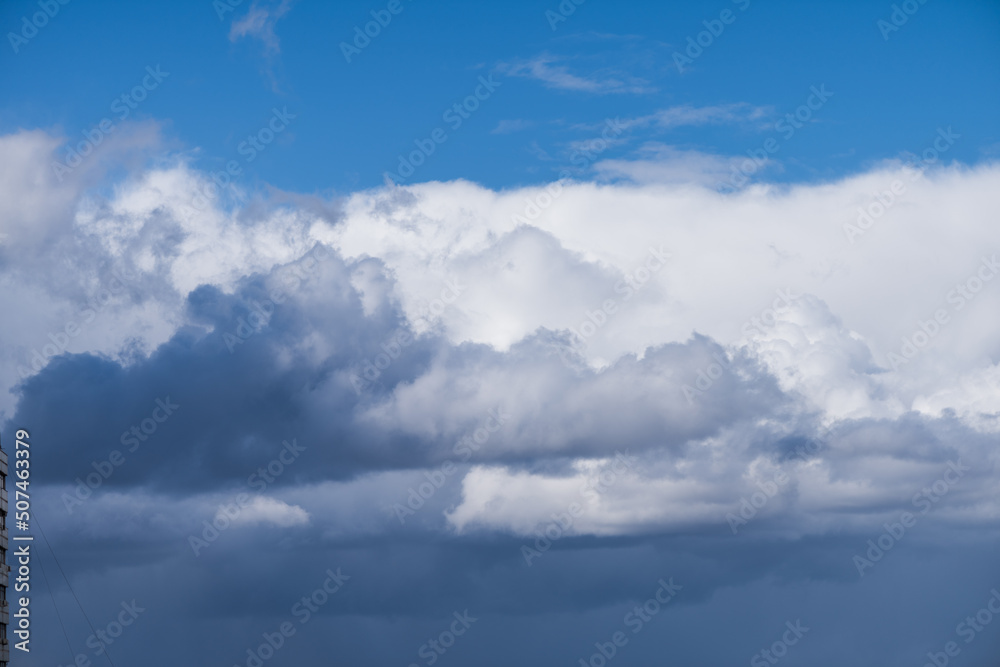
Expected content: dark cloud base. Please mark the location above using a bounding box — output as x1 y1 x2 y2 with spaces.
8 246 1000 667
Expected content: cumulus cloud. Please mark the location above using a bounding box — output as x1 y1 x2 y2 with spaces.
3 129 1000 665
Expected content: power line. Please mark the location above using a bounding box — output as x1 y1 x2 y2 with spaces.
32 509 117 667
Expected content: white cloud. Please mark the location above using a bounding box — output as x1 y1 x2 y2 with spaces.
325 164 999 400
222 496 310 527
445 426 999 539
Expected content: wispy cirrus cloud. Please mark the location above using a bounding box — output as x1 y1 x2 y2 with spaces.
553 105 771 180
638 103 771 130
228 0 294 92
569 103 772 134
229 0 293 55
592 143 746 185
499 53 654 94
491 119 535 135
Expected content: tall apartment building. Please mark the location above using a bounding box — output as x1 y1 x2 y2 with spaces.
0 439 8 667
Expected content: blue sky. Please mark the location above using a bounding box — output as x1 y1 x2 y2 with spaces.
2 2 1000 666
2 0 998 194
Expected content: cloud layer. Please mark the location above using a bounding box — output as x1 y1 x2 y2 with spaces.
3 129 999 666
